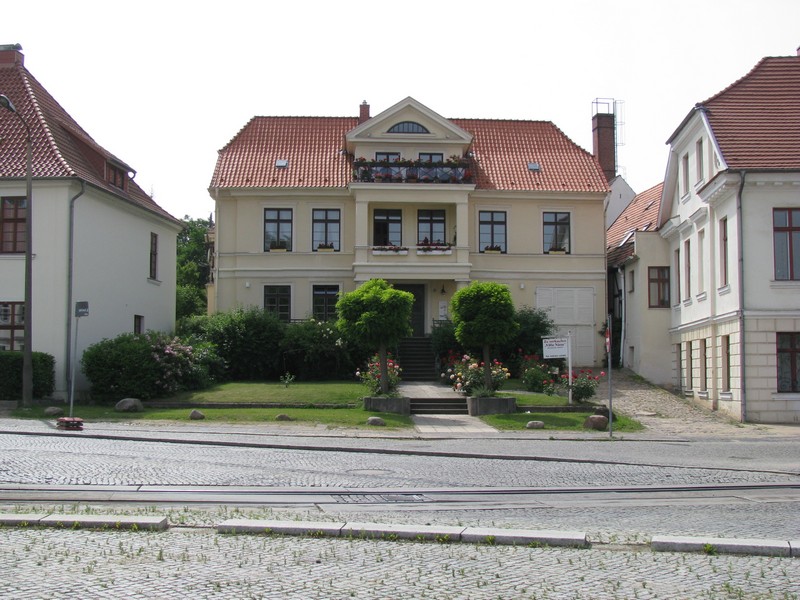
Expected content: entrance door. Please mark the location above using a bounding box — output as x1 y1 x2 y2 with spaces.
394 284 425 337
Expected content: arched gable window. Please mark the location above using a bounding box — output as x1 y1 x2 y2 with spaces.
387 121 429 134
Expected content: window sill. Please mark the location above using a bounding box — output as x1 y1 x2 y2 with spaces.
372 249 408 256
770 280 800 289
315 248 336 252
683 389 694 397
697 391 709 399
682 298 693 307
718 284 731 296
772 392 800 400
268 248 289 253
482 250 503 254
719 391 733 400
696 291 707 302
147 278 161 286
416 249 452 255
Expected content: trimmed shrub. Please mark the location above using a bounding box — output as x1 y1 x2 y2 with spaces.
280 319 357 380
0 352 55 400
177 308 286 380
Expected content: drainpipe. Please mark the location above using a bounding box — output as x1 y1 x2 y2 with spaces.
618 265 626 368
64 180 86 400
736 171 747 422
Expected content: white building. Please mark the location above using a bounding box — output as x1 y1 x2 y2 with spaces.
0 45 181 399
657 50 800 423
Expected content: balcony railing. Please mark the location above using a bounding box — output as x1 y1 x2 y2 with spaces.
353 160 474 184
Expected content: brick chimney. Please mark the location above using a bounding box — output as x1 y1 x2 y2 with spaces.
358 100 370 124
592 111 616 183
0 43 24 67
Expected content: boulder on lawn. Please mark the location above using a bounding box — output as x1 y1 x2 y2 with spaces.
189 409 205 420
275 413 294 421
526 420 545 429
366 416 386 426
584 414 608 431
44 406 64 417
115 398 143 412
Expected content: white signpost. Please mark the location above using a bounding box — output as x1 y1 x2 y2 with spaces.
543 332 573 404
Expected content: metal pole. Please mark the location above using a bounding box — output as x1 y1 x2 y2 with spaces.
69 314 79 418
608 313 613 438
567 330 573 405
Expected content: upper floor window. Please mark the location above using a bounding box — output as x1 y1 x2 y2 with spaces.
695 139 704 184
107 163 127 190
149 233 158 280
418 153 443 163
0 301 24 351
313 209 340 251
373 209 402 246
648 267 670 308
681 153 690 197
774 208 800 280
777 332 800 392
264 208 293 251
387 121 429 134
418 210 445 244
543 212 570 253
683 239 691 300
313 285 339 321
264 285 291 322
375 152 400 163
479 211 506 253
720 217 729 286
1 197 26 253
674 248 681 304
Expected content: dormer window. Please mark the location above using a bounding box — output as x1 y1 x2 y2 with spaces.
387 121 429 134
107 163 127 191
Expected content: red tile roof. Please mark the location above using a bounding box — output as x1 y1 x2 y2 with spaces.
701 55 800 170
606 182 663 267
211 114 609 194
0 48 178 224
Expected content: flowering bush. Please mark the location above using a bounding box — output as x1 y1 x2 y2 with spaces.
357 354 401 395
540 369 606 402
520 360 554 392
440 353 510 396
82 332 222 401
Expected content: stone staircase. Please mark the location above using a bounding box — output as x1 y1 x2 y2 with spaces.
409 396 468 415
397 337 438 381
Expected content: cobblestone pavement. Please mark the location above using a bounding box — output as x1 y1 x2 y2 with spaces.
2 526 799 599
1 370 799 598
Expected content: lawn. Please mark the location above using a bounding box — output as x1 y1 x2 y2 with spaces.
481 411 644 432
169 381 365 405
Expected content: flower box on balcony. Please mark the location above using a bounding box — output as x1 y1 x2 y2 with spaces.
316 247 335 252
483 249 501 254
416 247 452 255
372 246 408 255
547 249 567 254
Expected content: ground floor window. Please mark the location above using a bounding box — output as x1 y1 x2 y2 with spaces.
264 286 291 322
685 341 693 390
721 335 731 392
0 302 24 351
777 332 800 392
134 315 144 334
312 285 339 321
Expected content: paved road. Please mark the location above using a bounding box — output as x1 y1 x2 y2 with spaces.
1 369 799 598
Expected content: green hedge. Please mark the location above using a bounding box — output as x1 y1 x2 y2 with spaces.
0 352 55 400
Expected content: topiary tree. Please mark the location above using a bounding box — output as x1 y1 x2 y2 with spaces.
336 279 413 394
450 282 519 390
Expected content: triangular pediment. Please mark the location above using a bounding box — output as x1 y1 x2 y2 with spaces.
345 97 473 154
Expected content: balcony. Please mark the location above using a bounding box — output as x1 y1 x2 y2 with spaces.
353 159 474 184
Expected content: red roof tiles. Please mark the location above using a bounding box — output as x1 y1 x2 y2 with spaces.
606 182 664 267
0 48 178 224
702 55 800 170
211 113 609 194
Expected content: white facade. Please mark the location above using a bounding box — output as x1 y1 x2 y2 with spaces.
0 178 179 399
660 111 800 423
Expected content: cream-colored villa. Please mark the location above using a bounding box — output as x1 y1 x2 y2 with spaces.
208 97 611 368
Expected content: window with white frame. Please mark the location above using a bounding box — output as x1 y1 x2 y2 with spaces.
774 208 800 281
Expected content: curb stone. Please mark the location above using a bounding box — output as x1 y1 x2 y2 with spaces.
651 535 793 558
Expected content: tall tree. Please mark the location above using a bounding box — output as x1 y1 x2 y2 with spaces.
176 215 213 319
336 279 413 394
450 282 519 389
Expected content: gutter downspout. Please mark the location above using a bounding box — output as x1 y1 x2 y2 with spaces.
64 180 86 400
736 171 747 422
618 265 626 368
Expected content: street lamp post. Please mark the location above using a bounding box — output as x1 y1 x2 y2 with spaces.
0 93 33 407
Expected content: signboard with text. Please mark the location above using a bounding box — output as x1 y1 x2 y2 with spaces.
542 337 569 359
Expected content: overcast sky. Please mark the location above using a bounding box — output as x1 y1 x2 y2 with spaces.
3 0 799 221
